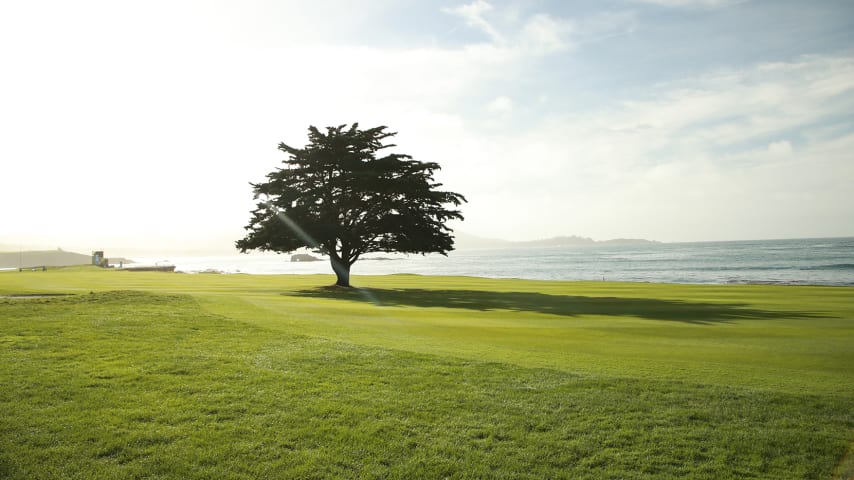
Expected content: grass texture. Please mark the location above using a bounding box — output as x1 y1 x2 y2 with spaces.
1 267 853 478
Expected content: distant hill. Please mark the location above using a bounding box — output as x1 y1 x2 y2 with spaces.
0 250 133 269
453 232 659 250
517 236 659 247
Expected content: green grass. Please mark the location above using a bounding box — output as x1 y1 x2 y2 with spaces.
1 267 853 478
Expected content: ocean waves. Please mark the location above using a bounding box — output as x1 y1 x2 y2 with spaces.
156 237 854 286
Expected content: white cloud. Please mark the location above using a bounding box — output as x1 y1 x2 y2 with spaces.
442 0 504 44
486 96 514 114
629 0 746 8
442 1 632 56
437 53 854 241
766 140 792 156
607 55 854 152
520 13 574 53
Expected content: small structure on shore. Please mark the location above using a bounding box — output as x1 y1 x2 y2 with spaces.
291 253 321 262
92 251 108 268
92 250 169 272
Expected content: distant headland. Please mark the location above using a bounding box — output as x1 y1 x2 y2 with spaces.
453 232 659 250
0 249 134 269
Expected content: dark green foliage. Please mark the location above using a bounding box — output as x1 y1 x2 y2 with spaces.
236 124 466 286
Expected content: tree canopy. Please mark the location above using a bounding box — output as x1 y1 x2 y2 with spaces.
235 123 466 287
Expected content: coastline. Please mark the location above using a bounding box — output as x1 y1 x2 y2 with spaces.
5 237 853 286
131 236 854 287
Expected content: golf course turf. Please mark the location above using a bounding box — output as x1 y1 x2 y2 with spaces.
1 267 852 478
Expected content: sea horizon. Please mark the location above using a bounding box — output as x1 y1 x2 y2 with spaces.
117 236 854 287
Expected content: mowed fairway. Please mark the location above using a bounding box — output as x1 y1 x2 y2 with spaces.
1 267 853 478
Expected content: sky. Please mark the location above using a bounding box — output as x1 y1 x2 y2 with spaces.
2 0 853 254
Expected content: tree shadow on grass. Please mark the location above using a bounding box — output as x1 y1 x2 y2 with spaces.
289 287 829 325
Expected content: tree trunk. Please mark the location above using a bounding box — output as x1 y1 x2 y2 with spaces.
331 258 351 287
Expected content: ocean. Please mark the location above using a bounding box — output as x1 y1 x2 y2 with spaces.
137 237 854 286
